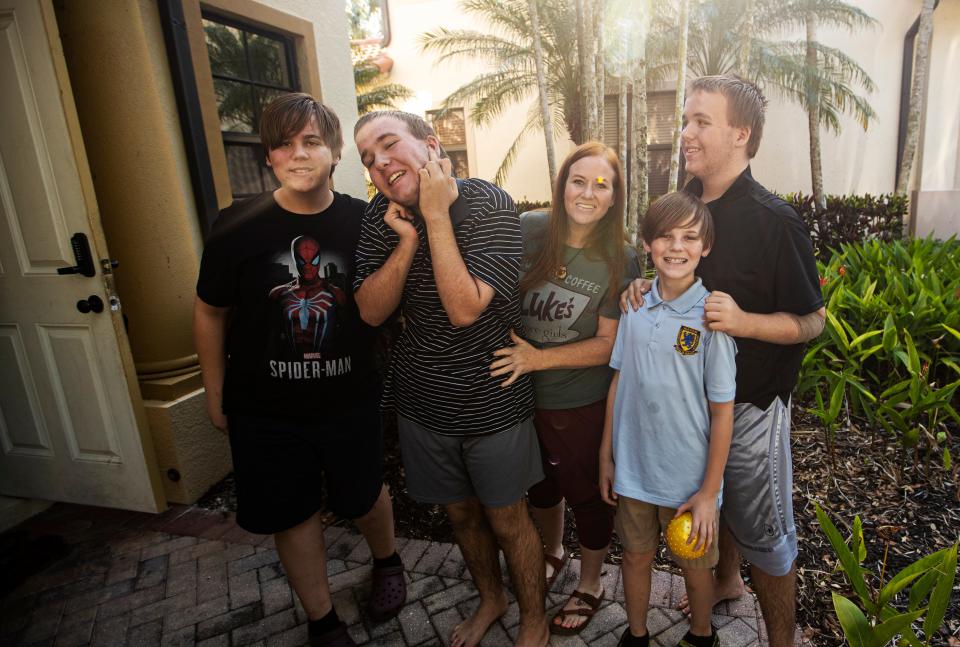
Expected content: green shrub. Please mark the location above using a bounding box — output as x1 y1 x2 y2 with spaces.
815 503 957 646
784 193 907 261
797 237 960 466
515 199 551 214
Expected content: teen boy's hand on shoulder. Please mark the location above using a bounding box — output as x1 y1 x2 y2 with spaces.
703 290 746 335
618 277 652 313
705 289 827 344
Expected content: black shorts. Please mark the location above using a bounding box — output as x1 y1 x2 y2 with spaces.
227 393 383 535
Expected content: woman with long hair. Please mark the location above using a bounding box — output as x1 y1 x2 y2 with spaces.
491 141 641 636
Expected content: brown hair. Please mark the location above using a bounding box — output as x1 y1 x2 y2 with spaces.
354 109 436 139
689 75 767 158
521 142 627 301
259 93 343 159
641 191 714 249
353 110 450 159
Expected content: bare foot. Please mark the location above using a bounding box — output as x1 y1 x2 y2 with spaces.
677 577 750 616
450 593 508 647
515 618 549 646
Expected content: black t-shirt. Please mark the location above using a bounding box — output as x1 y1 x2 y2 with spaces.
687 167 823 409
197 191 378 419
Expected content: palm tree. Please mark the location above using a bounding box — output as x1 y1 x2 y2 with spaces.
418 0 581 184
527 0 558 186
594 0 605 139
668 0 690 192
897 0 935 196
578 0 600 142
353 61 414 115
804 11 825 210
627 1 651 247
737 0 756 75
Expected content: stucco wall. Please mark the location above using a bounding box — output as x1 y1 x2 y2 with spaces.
57 0 205 376
754 0 959 197
918 0 960 193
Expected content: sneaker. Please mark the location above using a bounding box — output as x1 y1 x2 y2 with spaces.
677 628 719 647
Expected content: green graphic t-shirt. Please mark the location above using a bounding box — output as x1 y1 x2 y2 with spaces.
519 211 642 409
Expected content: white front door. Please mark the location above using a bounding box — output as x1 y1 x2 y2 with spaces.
0 0 163 512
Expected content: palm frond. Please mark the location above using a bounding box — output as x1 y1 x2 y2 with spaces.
493 102 548 185
753 0 877 35
439 70 536 125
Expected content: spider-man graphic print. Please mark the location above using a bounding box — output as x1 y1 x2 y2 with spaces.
269 235 346 356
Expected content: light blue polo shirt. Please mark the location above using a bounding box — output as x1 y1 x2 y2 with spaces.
609 277 737 508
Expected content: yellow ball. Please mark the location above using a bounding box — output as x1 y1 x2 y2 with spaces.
666 512 707 560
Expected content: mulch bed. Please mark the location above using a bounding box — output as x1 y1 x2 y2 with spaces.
196 409 960 646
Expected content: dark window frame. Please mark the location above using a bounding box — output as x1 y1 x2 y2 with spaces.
202 11 300 198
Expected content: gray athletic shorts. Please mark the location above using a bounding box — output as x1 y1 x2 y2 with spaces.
397 416 544 508
721 397 797 577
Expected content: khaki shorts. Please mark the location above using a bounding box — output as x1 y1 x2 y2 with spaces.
615 496 719 570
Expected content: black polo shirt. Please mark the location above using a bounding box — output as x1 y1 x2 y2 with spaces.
686 167 823 410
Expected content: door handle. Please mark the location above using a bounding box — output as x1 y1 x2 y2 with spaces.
76 295 104 314
57 233 96 277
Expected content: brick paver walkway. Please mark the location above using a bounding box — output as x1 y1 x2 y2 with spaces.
0 504 800 646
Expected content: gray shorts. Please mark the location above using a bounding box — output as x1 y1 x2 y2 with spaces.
721 397 797 577
397 416 544 508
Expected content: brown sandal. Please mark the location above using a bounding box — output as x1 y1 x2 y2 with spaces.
544 550 567 588
549 588 604 636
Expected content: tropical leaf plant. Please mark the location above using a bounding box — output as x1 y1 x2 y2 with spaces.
353 60 414 115
815 503 957 646
797 237 960 474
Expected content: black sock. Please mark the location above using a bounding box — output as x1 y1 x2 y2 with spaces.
619 628 649 647
680 629 717 647
307 608 341 636
373 551 402 569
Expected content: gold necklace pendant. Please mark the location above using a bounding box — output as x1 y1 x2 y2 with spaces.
555 246 583 281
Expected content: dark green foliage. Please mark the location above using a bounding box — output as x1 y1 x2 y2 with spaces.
515 199 551 214
798 237 960 467
784 193 907 261
353 61 414 115
815 503 957 646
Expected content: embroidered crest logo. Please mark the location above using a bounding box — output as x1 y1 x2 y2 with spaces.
674 325 701 355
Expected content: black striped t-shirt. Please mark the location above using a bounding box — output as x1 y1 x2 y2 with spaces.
354 178 535 436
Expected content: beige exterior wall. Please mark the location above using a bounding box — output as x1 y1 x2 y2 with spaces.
918 0 960 193
383 0 959 217
57 0 206 378
754 0 960 200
